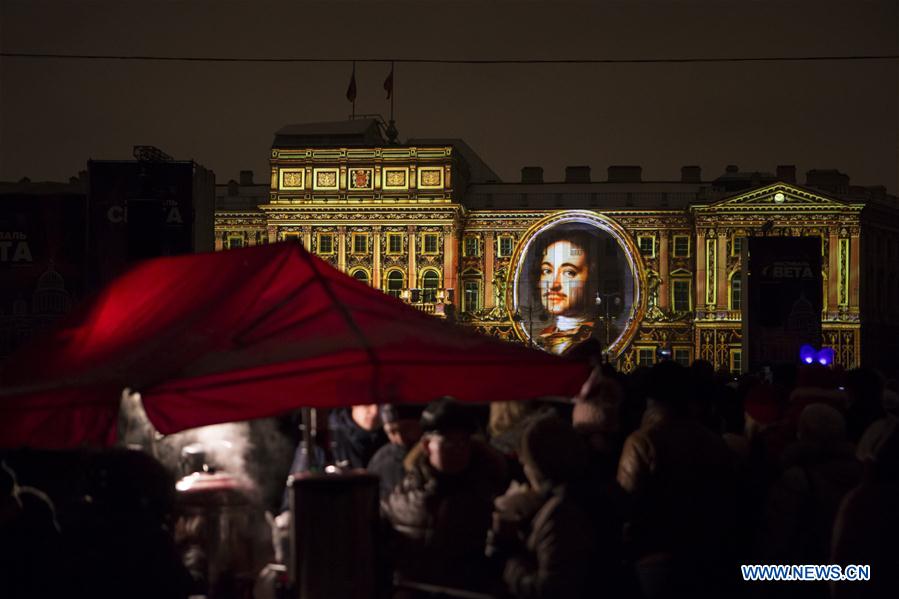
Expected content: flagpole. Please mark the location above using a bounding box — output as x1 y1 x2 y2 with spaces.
352 61 356 119
390 61 395 122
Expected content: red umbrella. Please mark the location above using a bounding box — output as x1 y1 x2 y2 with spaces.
0 242 589 449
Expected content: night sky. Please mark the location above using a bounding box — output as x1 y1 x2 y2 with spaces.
1 0 897 192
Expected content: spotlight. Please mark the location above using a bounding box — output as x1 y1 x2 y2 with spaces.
799 344 816 365
816 347 835 367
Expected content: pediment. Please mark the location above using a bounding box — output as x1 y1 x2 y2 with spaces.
699 183 855 211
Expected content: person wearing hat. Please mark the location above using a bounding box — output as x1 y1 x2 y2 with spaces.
383 397 509 591
367 404 424 499
498 415 598 599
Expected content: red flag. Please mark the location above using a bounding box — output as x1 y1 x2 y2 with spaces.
383 63 394 100
346 63 357 103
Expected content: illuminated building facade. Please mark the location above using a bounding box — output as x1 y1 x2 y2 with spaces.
215 120 899 376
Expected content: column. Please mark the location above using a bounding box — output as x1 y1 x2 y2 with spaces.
267 225 277 244
484 231 495 308
696 230 706 313
302 226 312 252
214 232 223 251
373 226 382 289
337 226 347 272
849 229 860 309
716 232 728 309
658 230 669 310
828 228 839 312
407 225 417 290
443 225 456 298
248 230 257 246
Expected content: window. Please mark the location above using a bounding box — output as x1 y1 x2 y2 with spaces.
351 269 370 286
227 235 243 249
730 349 743 374
498 236 514 258
673 235 690 258
422 233 439 255
283 232 300 244
463 280 480 312
730 274 742 310
387 233 403 255
638 236 655 258
317 233 334 254
732 237 743 256
672 279 691 313
352 233 369 254
464 236 480 257
637 348 655 368
385 270 404 298
673 348 691 367
422 270 440 303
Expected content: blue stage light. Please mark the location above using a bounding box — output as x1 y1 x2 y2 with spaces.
799 344 816 365
816 347 835 367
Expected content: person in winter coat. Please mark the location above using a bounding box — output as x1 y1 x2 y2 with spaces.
616 362 737 597
367 404 423 499
383 397 509 591
761 403 862 567
831 417 899 599
497 415 598 599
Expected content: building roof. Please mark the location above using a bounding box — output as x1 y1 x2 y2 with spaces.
273 119 385 148
464 181 705 210
407 138 501 184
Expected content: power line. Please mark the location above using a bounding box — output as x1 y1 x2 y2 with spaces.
1 52 897 64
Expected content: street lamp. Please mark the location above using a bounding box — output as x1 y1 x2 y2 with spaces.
514 283 550 348
595 292 622 352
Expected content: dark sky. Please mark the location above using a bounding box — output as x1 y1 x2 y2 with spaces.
1 0 897 192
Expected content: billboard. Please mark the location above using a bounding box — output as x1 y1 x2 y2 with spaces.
0 192 87 356
746 236 823 369
88 160 195 288
510 212 645 357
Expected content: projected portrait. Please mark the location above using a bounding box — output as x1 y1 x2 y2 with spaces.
511 213 643 357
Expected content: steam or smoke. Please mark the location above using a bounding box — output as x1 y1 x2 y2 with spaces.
117 390 296 511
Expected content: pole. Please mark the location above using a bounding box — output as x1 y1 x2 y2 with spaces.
390 61 395 122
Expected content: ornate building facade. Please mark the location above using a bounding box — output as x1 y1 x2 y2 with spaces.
215 120 899 376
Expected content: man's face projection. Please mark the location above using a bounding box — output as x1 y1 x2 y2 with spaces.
540 239 588 316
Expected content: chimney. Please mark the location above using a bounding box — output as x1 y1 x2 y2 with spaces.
680 165 701 183
521 166 544 184
239 170 254 186
227 179 239 196
776 165 796 183
607 165 642 183
565 166 591 183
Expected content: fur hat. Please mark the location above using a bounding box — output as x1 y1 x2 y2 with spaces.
420 397 475 434
379 404 424 424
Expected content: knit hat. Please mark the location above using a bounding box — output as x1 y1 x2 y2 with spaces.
519 415 585 485
744 383 783 426
797 403 846 445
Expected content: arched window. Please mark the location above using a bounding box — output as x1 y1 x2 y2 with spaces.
421 270 440 303
350 268 370 286
386 270 405 298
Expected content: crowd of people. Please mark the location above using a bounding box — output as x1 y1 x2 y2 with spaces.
277 360 898 599
3 359 897 599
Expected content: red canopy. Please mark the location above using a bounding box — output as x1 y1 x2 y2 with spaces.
0 242 588 449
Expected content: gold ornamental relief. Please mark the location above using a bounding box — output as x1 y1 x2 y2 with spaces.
283 171 304 187
385 170 407 187
316 171 338 188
